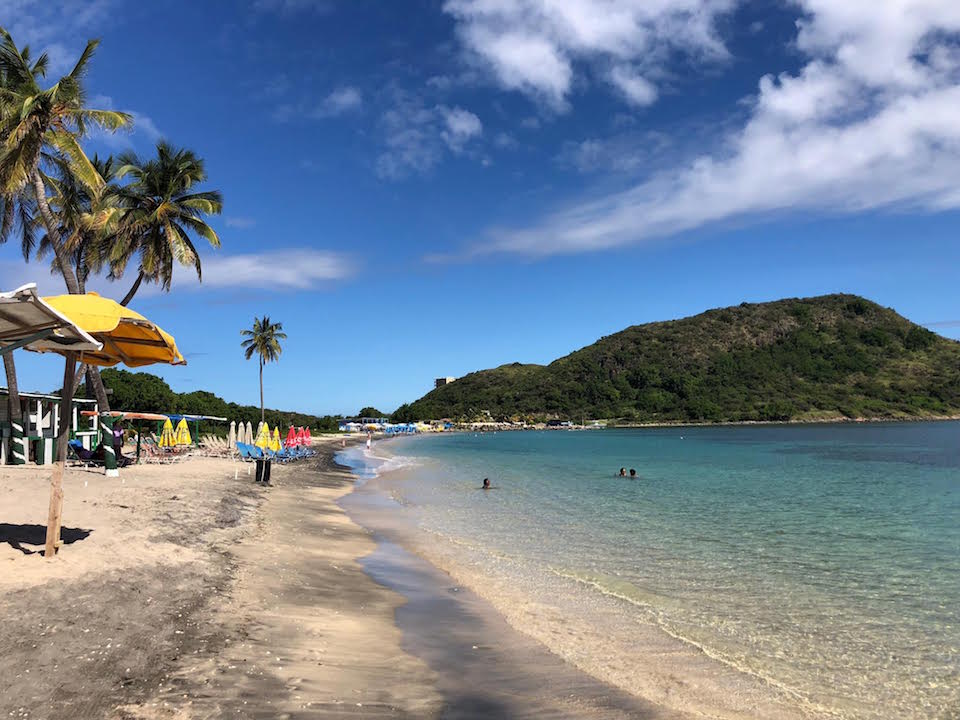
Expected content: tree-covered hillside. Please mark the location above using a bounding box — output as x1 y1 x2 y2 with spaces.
395 295 960 423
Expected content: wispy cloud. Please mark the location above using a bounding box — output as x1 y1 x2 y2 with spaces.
314 87 363 118
196 249 354 290
0 0 117 74
224 216 257 229
85 95 164 150
376 91 484 179
443 1 960 259
443 0 734 111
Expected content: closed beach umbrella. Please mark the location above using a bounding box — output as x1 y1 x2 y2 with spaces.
158 418 176 448
255 421 264 441
174 418 192 446
304 427 312 445
255 423 271 449
296 427 306 447
245 421 254 445
285 426 297 448
271 427 281 452
228 421 236 449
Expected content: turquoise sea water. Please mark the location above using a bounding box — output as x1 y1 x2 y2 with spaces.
340 423 960 719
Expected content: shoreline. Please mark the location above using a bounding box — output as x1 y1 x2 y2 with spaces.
341 438 832 720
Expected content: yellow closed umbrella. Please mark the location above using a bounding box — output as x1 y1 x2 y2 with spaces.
174 418 192 446
271 427 281 452
41 292 185 367
158 418 176 448
255 423 272 449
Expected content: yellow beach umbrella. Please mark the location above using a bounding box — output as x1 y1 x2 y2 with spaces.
255 423 272 449
271 427 282 452
174 418 192 446
158 418 176 448
41 291 185 367
24 291 186 560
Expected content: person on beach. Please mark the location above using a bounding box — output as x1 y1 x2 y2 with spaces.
366 432 372 450
619 467 626 477
482 478 493 490
629 468 637 478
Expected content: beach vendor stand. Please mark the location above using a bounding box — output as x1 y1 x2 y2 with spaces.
26 291 185 558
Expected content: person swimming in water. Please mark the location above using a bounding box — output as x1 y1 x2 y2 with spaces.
482 478 492 489
629 468 637 478
618 467 626 477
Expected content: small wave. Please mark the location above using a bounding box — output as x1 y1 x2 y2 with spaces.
548 568 847 719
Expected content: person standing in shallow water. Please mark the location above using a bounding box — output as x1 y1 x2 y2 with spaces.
482 478 492 489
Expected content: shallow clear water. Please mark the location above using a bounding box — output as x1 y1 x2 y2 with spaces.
340 423 960 719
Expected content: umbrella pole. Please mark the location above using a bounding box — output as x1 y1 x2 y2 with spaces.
45 351 77 559
136 421 142 463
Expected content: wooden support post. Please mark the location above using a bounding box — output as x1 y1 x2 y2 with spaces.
45 351 76 558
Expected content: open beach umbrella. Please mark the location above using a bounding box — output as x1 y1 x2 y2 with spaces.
158 418 176 448
228 421 236 450
41 291 185 367
285 426 297 448
174 418 192 446
255 423 272 450
271 427 281 452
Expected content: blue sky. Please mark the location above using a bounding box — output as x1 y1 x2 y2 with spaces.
3 0 960 415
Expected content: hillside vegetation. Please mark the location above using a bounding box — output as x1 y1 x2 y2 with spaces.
84 369 342 434
394 295 960 424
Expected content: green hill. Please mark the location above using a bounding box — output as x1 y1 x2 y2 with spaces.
394 294 960 424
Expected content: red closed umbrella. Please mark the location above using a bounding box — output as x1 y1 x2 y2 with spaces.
285 425 297 448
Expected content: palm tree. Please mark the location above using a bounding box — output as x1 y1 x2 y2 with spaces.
36 155 122 401
110 142 222 306
0 27 131 295
241 317 286 423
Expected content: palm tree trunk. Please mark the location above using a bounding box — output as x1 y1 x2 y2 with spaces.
120 270 145 307
3 351 23 463
259 358 264 423
86 366 110 413
32 172 112 411
31 170 80 295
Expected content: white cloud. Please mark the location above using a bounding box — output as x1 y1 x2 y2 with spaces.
0 0 116 74
314 86 363 118
608 65 658 106
443 0 734 109
196 250 353 290
224 217 256 229
376 93 484 179
454 0 960 259
440 107 483 152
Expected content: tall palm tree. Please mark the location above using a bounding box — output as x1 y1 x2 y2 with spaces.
0 27 131 295
241 317 286 423
36 155 122 402
110 142 222 306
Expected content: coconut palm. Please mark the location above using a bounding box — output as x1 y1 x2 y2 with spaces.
35 155 123 401
241 317 286 423
0 26 131 295
110 142 222 306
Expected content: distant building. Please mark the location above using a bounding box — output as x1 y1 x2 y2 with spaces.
434 377 456 389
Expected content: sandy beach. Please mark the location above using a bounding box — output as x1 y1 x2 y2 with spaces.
1 437 681 719
0 438 441 719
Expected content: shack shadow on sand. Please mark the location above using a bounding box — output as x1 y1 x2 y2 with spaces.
0 523 92 556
